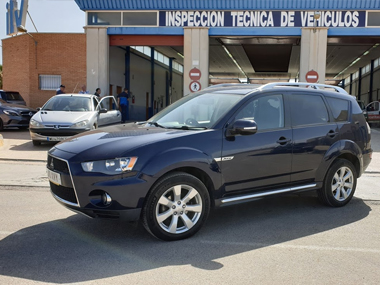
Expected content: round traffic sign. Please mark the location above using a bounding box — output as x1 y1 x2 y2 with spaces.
189 81 201 92
305 70 319 83
189 68 201 81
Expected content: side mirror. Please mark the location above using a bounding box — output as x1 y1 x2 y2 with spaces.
36 107 41 111
227 119 258 137
99 108 108 114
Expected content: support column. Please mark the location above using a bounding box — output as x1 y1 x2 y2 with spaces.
125 46 130 92
183 28 209 96
86 27 109 95
299 28 328 84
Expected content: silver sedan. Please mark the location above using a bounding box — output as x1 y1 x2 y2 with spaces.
29 94 121 145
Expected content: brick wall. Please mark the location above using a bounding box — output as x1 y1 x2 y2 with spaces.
2 33 86 108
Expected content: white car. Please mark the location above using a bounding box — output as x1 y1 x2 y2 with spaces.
30 94 121 145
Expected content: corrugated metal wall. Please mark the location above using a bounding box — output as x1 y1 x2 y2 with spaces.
74 0 380 11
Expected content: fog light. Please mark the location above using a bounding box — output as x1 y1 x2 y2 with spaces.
102 192 112 205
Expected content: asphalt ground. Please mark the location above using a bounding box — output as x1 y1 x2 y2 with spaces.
0 126 379 284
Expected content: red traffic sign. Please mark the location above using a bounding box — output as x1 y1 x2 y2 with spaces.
189 81 201 92
189 68 201 81
305 70 319 83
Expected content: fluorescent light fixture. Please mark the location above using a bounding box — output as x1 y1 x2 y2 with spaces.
221 44 249 81
334 43 379 79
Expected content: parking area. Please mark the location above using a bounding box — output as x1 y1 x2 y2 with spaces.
0 127 380 284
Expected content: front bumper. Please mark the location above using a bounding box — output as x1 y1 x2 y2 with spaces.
30 128 89 142
47 151 151 222
0 114 31 128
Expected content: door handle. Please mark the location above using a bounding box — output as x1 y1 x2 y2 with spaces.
276 137 291 145
327 130 337 138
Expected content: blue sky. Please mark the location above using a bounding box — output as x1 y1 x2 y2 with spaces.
0 0 85 64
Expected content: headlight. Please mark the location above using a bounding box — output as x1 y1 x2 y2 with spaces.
3 110 19 116
30 119 44 128
81 157 138 175
71 120 89 128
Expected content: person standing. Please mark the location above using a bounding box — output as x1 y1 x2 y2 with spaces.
56 85 65 95
94 88 101 97
79 85 89 94
117 88 130 123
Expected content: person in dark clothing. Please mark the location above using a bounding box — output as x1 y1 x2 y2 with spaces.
94 88 101 97
56 85 65 95
117 88 130 123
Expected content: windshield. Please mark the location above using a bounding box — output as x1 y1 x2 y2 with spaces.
5 92 23 101
148 92 244 129
42 96 93 112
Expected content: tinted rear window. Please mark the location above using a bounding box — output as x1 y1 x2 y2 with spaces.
326 97 349 122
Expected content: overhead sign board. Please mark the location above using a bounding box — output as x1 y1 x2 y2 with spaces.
160 11 365 28
6 0 28 36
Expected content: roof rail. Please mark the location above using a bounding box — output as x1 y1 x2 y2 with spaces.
204 83 261 90
260 82 348 94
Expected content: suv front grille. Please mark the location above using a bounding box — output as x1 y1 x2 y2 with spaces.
50 182 78 205
47 155 70 174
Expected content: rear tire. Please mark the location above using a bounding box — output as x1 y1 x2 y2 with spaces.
318 159 357 207
0 119 3 131
32 140 41 146
142 172 210 241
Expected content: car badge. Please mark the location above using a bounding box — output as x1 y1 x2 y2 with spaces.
54 125 60 130
29 112 34 116
50 159 54 169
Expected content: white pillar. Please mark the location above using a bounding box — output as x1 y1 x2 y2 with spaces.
86 27 109 96
183 28 209 96
299 28 328 84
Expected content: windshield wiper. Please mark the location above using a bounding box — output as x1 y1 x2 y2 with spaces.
168 126 208 130
148 121 166 128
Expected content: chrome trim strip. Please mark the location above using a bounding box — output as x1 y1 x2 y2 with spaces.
52 193 79 207
215 156 234 162
221 183 317 204
48 154 81 207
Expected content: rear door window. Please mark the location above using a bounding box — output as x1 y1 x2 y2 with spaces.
290 94 329 126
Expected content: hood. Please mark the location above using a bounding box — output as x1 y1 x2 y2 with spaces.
0 102 36 112
53 123 206 158
32 111 93 125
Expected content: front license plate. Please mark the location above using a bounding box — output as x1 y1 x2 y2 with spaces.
47 169 62 185
47 137 65 141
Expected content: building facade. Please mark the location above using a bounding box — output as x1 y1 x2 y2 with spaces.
2 33 86 108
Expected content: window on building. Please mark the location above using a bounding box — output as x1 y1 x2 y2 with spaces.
87 12 122 26
123 12 157 26
39 75 61 90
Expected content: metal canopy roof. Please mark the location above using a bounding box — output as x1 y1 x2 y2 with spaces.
74 0 380 11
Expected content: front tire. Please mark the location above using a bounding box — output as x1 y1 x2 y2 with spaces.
318 159 357 207
142 172 210 241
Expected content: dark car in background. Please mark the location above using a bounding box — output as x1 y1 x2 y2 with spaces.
0 98 37 130
46 82 372 241
0 90 27 106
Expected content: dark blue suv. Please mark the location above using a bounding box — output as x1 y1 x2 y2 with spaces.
47 83 372 241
